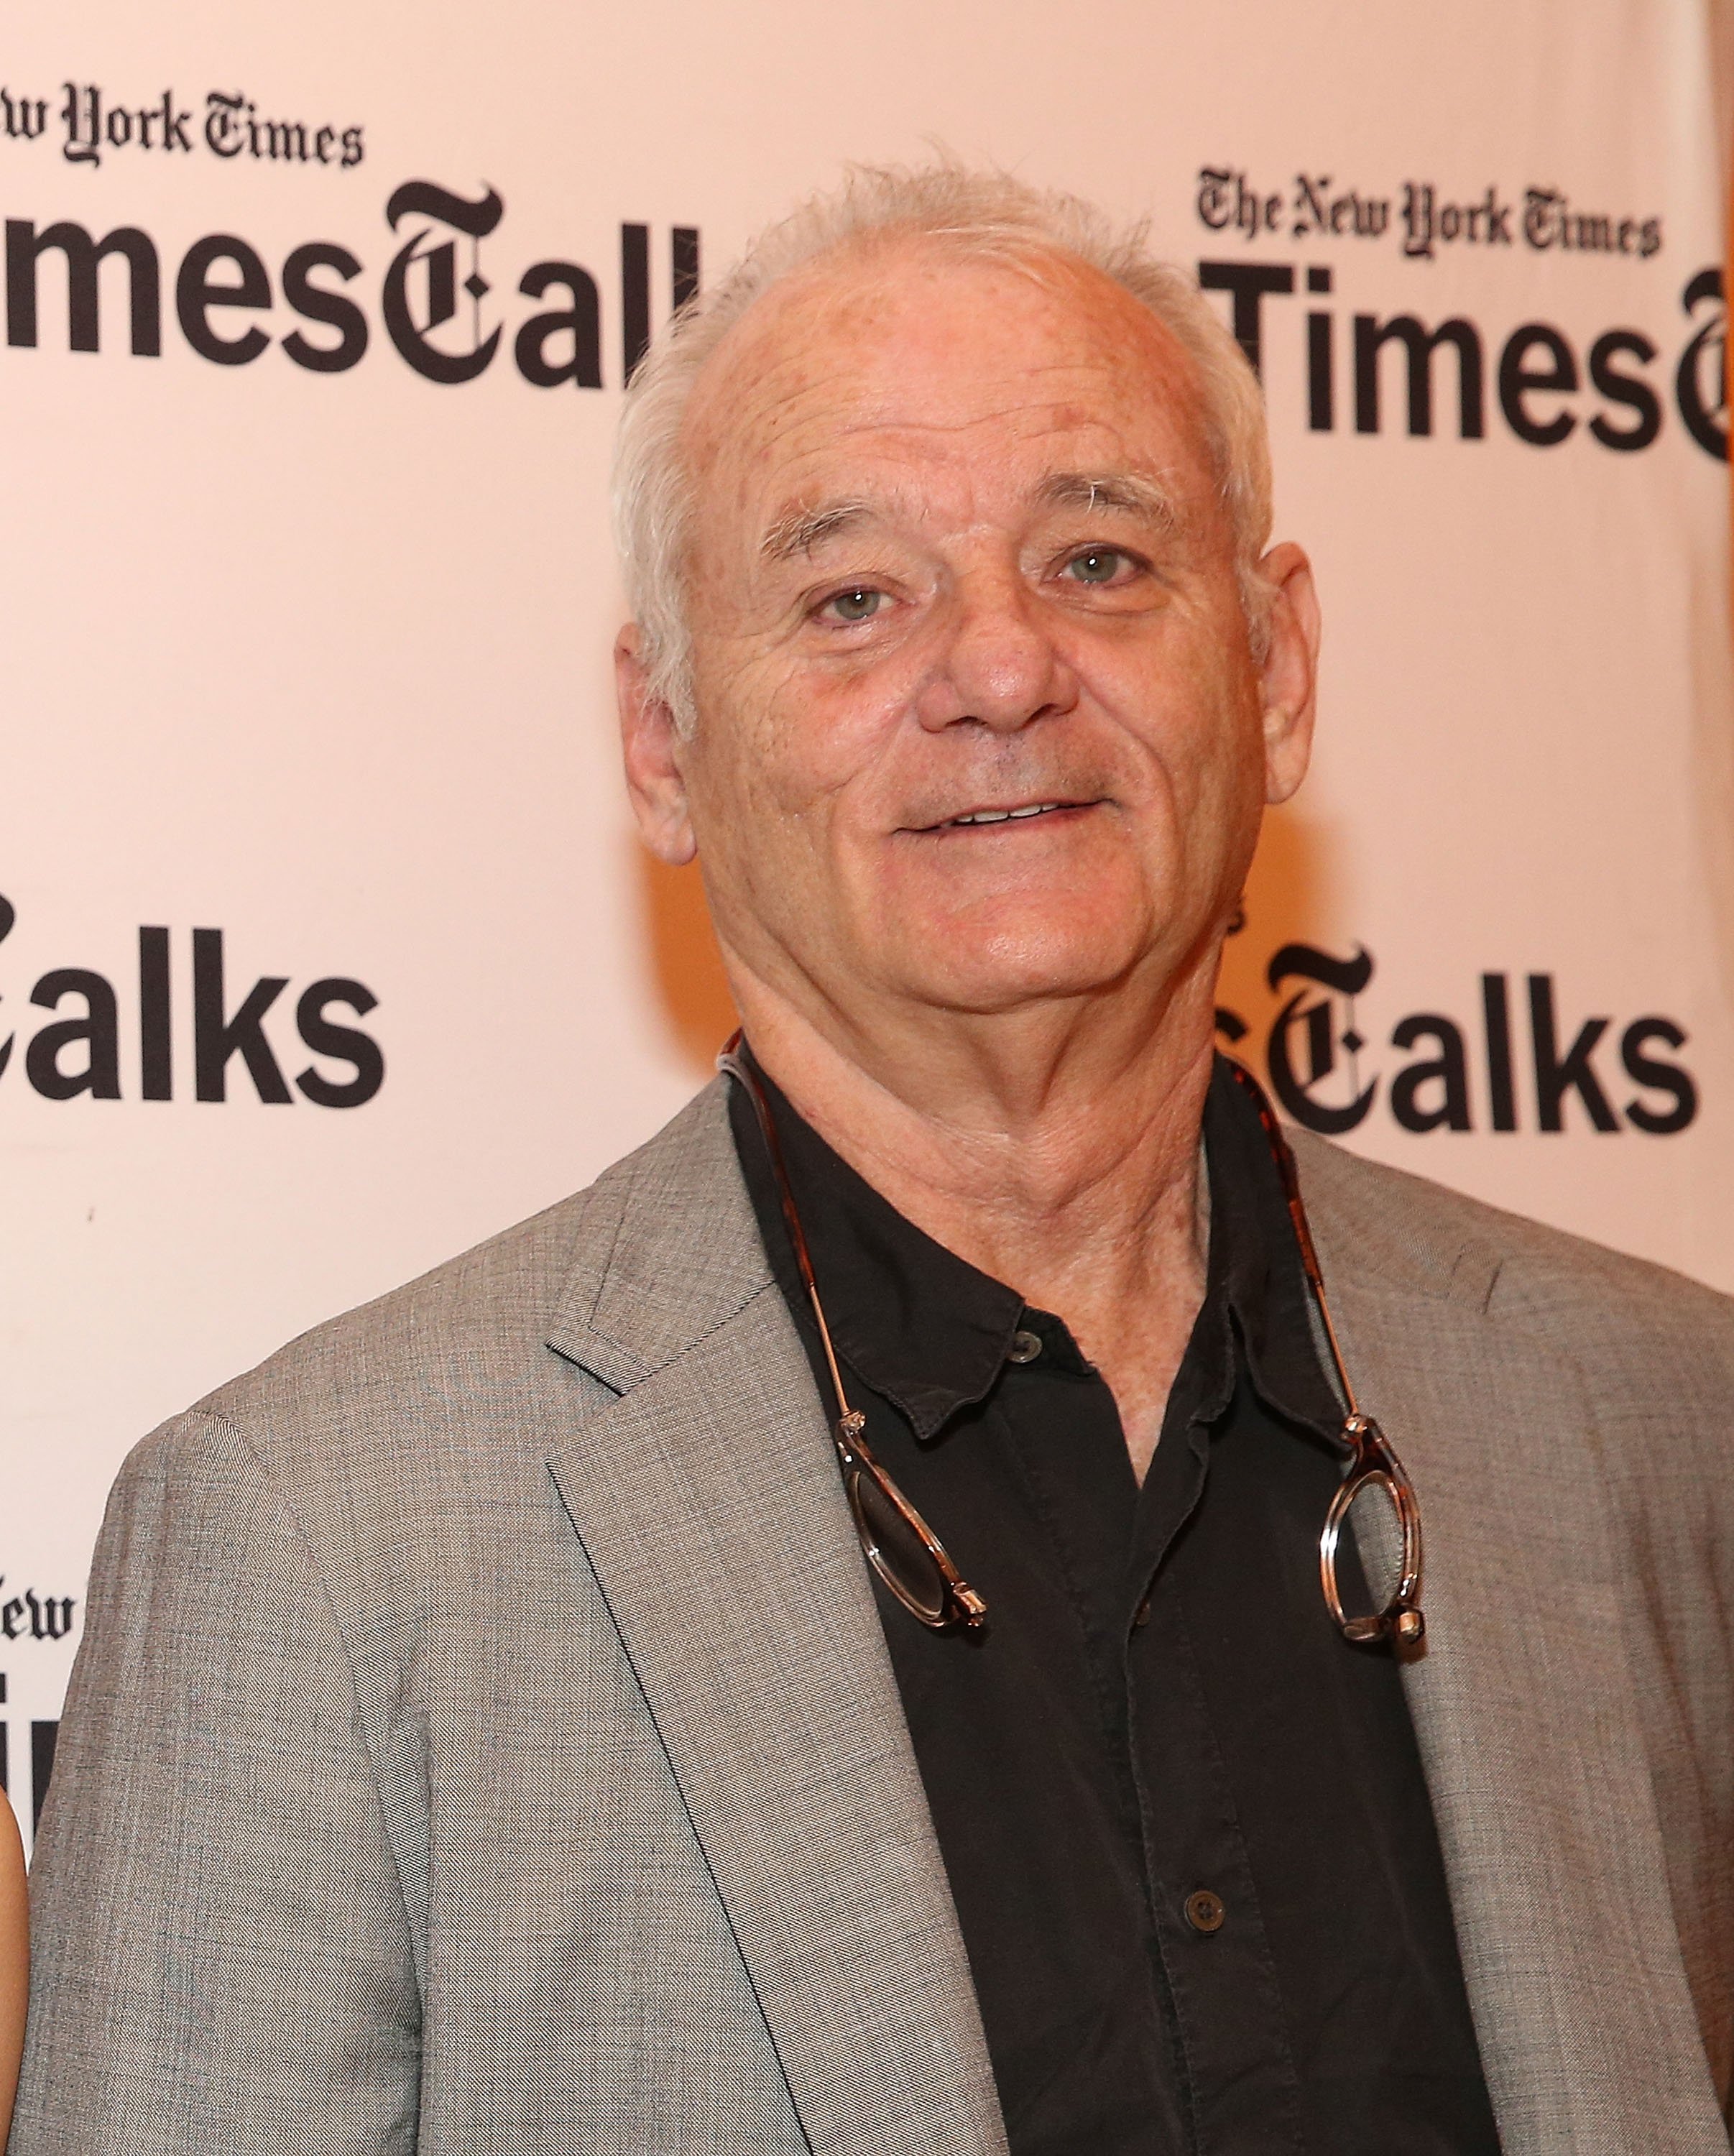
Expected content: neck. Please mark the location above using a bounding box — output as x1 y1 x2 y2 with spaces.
727 952 1225 1475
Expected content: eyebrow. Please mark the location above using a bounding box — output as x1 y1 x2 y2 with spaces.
759 499 876 563
756 469 1181 566
1038 471 1181 529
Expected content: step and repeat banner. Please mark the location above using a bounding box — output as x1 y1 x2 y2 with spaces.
1 1 1728 1844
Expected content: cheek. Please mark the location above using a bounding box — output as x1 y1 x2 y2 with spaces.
681 675 883 931
1104 632 1263 815
716 651 911 834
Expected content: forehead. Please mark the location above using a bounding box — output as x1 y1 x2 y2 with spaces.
681 239 1217 536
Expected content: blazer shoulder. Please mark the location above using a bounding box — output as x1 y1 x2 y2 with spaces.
1290 1128 1734 1376
124 1085 735 1506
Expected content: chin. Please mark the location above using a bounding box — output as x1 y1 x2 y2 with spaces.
879 905 1149 1017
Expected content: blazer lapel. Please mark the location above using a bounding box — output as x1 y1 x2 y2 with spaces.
543 1085 1006 2156
1298 1142 1727 2155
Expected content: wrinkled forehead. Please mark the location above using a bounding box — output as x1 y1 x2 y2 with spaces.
678 237 1218 548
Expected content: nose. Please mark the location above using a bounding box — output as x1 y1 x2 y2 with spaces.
912 567 1079 735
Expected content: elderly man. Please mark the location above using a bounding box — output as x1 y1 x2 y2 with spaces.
15 166 1734 2156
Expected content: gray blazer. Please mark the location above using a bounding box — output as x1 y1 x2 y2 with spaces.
13 1082 1734 2155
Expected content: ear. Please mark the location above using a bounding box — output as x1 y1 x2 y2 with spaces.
1254 542 1321 806
616 624 697 866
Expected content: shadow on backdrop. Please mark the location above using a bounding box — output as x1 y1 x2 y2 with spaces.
1217 803 1339 1049
641 850 738 1076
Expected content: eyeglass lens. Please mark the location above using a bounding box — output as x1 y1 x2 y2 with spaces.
1332 1474 1406 1628
848 1468 954 1626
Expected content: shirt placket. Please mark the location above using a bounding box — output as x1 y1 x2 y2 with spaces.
1123 1396 1307 2155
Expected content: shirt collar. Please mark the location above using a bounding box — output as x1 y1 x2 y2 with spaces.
1192 1059 1346 1439
727 1049 1343 1446
728 1053 1025 1438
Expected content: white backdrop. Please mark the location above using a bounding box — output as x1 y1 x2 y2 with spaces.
1 0 1729 1846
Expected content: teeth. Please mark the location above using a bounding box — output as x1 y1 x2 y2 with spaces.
952 803 1061 826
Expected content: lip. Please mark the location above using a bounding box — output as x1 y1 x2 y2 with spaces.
905 798 1102 835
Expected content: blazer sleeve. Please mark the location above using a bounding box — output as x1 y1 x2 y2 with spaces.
9 1409 422 2155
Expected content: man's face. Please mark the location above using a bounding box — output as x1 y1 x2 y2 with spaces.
622 240 1312 1040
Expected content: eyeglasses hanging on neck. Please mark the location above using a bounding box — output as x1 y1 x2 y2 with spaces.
1222 1060 1425 1648
719 1036 987 1633
720 1035 1424 1649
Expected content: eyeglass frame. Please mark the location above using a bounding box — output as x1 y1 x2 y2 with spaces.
721 1033 1424 1649
1223 1058 1426 1648
719 1037 988 1633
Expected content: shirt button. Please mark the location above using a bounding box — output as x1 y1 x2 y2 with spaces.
1184 1889 1226 1935
1006 1329 1043 1365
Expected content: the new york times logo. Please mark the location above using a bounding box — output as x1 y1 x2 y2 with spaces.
0 82 364 171
1 178 696 389
0 1583 75 1646
0 895 383 1107
1198 167 1665 262
1217 944 1697 1136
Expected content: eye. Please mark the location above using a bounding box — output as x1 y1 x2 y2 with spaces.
820 586 888 624
1063 546 1135 586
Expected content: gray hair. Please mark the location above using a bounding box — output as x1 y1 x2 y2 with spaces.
612 161 1274 730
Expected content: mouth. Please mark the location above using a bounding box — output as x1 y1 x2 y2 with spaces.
913 798 1101 834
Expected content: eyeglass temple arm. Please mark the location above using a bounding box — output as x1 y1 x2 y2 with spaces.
1224 1059 1362 1424
717 1034 862 1435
